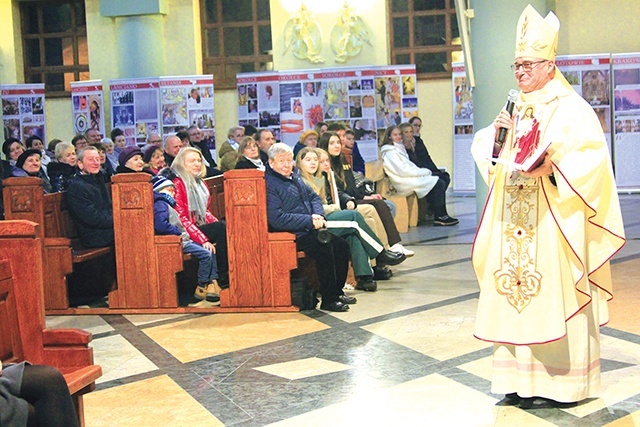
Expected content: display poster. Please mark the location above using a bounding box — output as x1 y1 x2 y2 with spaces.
451 62 475 194
236 65 418 162
160 75 216 154
612 53 640 189
557 55 612 152
70 80 105 136
1 83 46 144
109 77 160 147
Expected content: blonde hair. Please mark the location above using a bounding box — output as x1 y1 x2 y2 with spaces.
171 146 206 183
296 147 325 201
55 142 75 160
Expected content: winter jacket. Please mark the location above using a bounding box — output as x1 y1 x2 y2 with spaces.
379 144 438 198
266 166 323 237
172 176 217 245
217 141 238 171
47 161 77 192
66 172 114 248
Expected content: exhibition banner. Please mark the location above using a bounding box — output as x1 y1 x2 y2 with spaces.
451 62 475 194
70 80 105 136
109 77 160 147
1 83 46 144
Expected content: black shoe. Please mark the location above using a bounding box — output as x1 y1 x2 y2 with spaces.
339 294 357 304
433 215 459 226
355 276 377 291
320 300 350 312
372 265 392 281
376 250 406 266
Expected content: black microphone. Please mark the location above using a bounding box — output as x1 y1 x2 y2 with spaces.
497 89 519 144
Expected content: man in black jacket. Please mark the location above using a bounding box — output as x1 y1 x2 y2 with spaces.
66 146 114 248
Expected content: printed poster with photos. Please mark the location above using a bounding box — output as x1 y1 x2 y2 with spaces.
236 65 418 163
557 54 612 152
70 80 105 136
160 75 216 154
612 53 640 189
109 77 160 147
237 72 280 138
1 83 46 144
451 62 475 193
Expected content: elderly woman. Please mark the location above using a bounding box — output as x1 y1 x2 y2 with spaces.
13 149 53 193
25 135 52 170
143 145 166 176
266 142 353 312
293 129 319 158
297 147 405 292
318 131 414 261
379 125 457 226
234 136 265 170
47 142 78 192
171 147 229 290
115 146 145 174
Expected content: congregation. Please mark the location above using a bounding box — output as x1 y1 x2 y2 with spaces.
0 118 457 311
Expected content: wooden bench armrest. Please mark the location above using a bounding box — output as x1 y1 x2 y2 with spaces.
61 365 103 395
43 328 93 346
154 234 182 244
44 236 72 247
71 246 111 263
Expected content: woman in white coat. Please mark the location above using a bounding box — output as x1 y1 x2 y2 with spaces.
379 125 458 226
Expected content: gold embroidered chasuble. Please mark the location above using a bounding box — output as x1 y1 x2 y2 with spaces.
471 78 625 346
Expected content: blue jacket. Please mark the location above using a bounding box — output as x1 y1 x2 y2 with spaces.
266 167 324 237
153 192 182 236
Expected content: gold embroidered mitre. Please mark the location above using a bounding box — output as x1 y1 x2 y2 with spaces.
515 4 559 61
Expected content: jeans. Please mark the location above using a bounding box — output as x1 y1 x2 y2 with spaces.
183 241 218 284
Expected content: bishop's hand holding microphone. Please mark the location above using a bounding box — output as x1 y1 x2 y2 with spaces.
492 89 519 157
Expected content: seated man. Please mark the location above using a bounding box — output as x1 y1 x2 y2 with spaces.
218 126 243 171
66 146 114 248
265 143 355 312
163 135 183 168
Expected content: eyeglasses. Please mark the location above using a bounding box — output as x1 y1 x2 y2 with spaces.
510 60 548 73
412 123 422 128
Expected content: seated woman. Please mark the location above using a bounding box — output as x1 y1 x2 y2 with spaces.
2 138 26 176
297 147 405 292
234 136 266 171
13 149 53 193
379 125 458 226
0 361 79 427
266 143 353 312
293 129 318 158
170 147 229 287
318 131 414 261
25 135 52 171
115 146 145 174
143 145 166 176
47 142 77 192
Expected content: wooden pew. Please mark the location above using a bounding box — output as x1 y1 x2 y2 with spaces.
0 220 102 426
206 174 225 220
222 169 298 311
2 177 112 311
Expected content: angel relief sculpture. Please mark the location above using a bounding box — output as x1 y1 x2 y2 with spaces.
330 2 372 63
284 5 325 64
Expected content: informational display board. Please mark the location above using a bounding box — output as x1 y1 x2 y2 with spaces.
557 54 612 152
236 65 418 162
109 77 160 147
160 75 216 153
70 80 105 136
612 53 640 189
1 83 47 144
451 62 475 194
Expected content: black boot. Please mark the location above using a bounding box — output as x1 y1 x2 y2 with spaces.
355 276 377 291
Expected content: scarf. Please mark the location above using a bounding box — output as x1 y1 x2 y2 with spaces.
186 177 210 225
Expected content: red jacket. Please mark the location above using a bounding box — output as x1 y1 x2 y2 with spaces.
173 176 217 244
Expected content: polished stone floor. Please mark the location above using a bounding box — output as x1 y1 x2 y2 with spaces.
47 195 640 426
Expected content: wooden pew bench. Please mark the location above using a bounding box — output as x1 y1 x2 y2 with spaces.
2 177 113 311
0 221 102 426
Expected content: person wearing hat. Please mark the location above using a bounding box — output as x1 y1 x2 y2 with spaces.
143 144 166 176
152 175 221 304
12 149 53 193
471 5 625 407
292 129 318 159
115 145 146 174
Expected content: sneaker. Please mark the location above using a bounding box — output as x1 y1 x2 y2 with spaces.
194 285 207 301
389 243 414 257
433 215 459 226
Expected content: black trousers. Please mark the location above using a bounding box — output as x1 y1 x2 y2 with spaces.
357 199 402 246
296 233 350 303
425 178 448 217
198 221 228 276
23 365 79 427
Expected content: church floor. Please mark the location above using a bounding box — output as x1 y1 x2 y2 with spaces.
47 194 640 427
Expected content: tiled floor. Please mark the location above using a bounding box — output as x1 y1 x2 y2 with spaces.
47 194 640 426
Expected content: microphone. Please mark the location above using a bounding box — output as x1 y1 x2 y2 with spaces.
497 89 519 144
